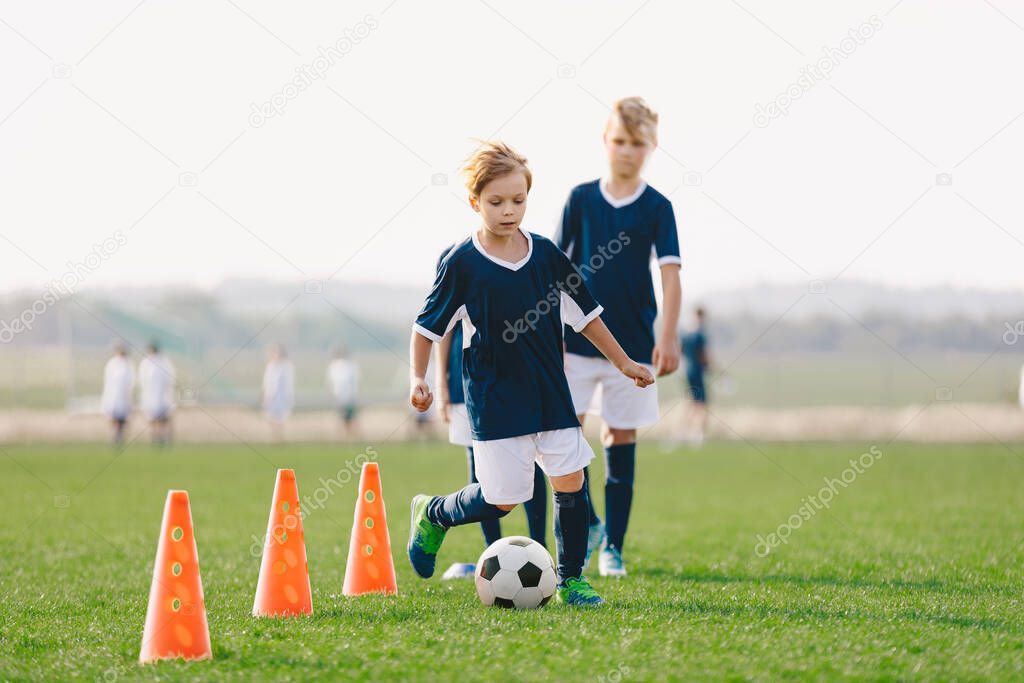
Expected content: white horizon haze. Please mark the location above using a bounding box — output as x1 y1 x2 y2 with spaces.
2 0 1022 299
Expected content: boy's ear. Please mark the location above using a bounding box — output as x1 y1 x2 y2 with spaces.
468 195 480 213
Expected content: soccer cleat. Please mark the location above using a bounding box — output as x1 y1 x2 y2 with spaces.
556 576 605 607
407 494 447 579
598 546 627 577
441 562 476 580
584 520 605 568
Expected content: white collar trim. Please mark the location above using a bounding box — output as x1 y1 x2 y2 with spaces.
600 177 647 209
472 227 533 271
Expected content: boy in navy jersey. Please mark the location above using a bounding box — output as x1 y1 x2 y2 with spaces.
555 97 682 577
434 244 549 581
408 141 654 606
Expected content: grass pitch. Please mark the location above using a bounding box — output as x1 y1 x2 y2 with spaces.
1 440 1022 681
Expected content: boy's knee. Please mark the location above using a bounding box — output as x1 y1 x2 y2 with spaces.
549 469 585 492
601 426 636 447
495 504 516 514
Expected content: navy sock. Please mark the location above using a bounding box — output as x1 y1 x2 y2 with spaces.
604 443 636 552
554 484 589 583
426 483 509 529
467 447 502 545
522 464 547 547
583 466 601 527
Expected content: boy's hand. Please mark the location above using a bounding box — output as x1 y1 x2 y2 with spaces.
410 378 433 412
652 335 680 377
622 361 655 388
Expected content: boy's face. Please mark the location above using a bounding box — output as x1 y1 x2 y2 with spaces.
604 116 655 179
471 170 528 237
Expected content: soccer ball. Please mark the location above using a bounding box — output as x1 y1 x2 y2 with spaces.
474 536 557 609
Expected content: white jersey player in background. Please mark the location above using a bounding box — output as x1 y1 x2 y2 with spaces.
326 346 360 441
100 342 134 447
138 341 177 447
262 344 295 443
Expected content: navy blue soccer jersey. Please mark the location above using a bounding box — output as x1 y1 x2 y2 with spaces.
436 245 464 405
555 179 680 364
415 229 603 441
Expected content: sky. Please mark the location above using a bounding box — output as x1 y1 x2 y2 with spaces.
1 0 1022 302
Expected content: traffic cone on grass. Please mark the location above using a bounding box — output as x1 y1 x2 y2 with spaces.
342 462 398 595
139 490 212 664
252 468 313 616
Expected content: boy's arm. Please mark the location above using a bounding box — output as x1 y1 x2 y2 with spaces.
652 264 682 376
434 333 453 422
409 332 434 411
580 317 654 388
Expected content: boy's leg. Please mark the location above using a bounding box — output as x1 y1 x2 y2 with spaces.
564 353 602 532
408 485 510 579
581 463 605 563
426 483 510 528
581 463 601 527
536 428 604 606
596 359 657 577
467 446 502 546
409 435 533 579
554 422 605 568
522 464 547 546
602 434 636 553
551 471 588 583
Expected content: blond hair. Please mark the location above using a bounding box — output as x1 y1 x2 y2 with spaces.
606 96 659 144
462 141 532 199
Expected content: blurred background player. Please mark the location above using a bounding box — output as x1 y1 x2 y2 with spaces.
680 306 711 446
432 243 549 581
138 340 176 447
555 96 682 578
100 341 134 447
406 141 654 607
326 345 360 441
262 344 294 443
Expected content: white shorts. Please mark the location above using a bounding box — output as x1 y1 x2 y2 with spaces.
564 353 659 429
447 403 473 447
472 427 595 505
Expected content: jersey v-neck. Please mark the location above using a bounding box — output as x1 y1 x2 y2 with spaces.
599 178 647 209
472 227 533 271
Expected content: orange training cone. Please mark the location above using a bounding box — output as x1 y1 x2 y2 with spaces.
342 462 398 596
253 469 313 617
139 490 212 664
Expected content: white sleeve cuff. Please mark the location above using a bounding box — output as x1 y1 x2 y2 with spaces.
571 305 603 333
657 255 682 267
412 323 443 343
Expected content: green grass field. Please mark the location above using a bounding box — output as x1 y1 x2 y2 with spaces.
2 441 1023 681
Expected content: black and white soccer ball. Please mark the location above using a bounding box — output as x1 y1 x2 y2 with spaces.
474 536 557 609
